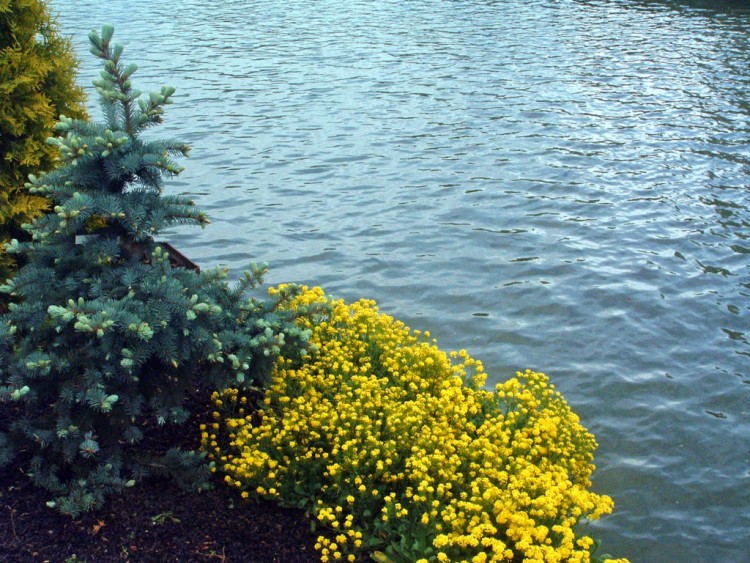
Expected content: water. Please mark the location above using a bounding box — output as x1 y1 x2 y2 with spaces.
50 0 750 561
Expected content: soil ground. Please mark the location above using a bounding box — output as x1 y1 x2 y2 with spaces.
0 389 319 563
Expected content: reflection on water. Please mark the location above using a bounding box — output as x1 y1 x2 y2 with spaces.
51 0 750 560
623 0 750 16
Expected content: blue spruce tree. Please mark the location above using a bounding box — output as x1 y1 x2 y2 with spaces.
0 25 318 517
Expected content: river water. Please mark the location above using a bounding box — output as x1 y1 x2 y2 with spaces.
50 0 750 561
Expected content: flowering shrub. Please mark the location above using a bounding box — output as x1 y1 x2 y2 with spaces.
204 286 626 562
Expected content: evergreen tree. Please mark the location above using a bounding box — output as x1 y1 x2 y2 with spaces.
0 0 86 285
0 25 319 517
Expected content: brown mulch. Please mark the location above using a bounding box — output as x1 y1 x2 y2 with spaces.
0 389 319 563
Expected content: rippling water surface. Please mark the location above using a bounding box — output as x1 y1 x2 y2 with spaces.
51 0 750 560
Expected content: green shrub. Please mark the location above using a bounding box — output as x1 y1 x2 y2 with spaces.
0 0 87 285
0 26 319 517
206 286 627 563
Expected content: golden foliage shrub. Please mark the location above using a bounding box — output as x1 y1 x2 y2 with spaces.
0 0 86 283
205 286 625 562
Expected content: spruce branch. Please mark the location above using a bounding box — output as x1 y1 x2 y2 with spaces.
1 24 319 518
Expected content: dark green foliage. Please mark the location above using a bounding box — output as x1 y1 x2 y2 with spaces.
0 25 320 517
0 0 87 285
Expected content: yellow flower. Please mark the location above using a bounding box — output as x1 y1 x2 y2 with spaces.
206 286 626 563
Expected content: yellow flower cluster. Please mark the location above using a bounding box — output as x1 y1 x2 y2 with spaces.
203 286 625 562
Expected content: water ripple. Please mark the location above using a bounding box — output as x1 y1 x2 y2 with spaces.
50 0 750 560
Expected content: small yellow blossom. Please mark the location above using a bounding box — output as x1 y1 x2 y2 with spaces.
203 286 626 563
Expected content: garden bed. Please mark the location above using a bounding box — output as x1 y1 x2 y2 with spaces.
0 390 317 562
